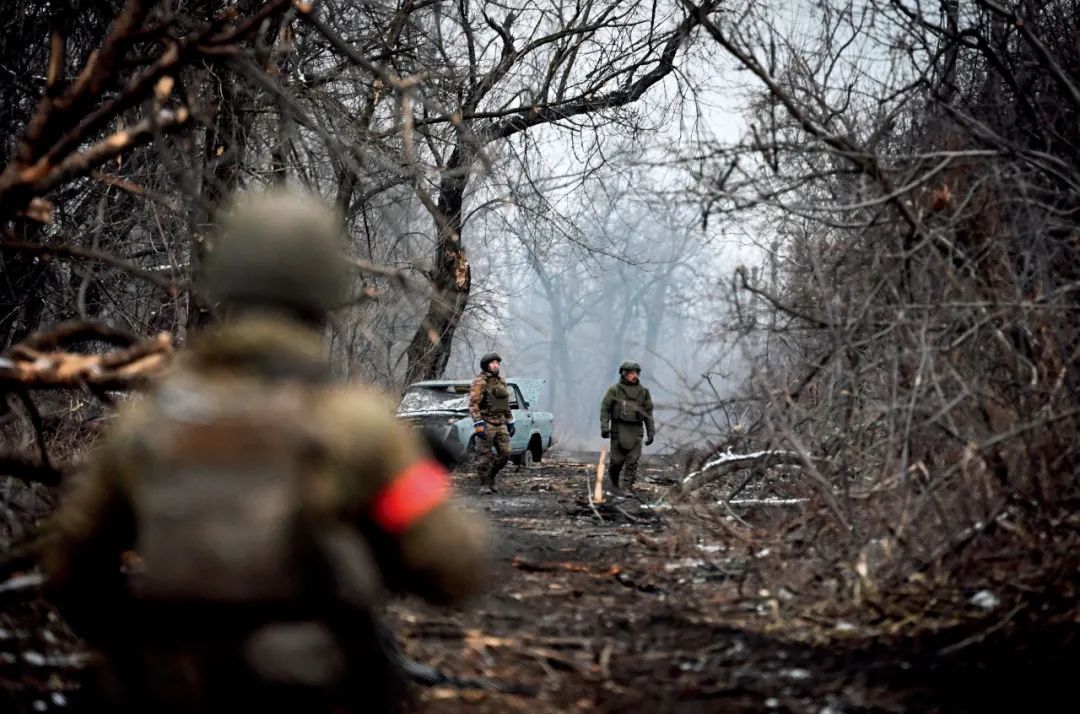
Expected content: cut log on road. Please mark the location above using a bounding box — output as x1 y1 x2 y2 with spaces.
593 447 607 504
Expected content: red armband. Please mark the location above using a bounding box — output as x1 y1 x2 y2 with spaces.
370 459 450 535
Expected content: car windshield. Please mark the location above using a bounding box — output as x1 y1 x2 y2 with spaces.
397 385 470 414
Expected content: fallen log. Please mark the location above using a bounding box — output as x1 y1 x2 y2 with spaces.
593 448 607 504
660 448 851 528
665 449 808 502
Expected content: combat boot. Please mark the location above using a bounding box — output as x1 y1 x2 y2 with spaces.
622 463 638 493
479 471 496 495
608 462 623 495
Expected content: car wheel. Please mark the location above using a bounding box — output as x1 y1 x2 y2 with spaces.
520 448 535 469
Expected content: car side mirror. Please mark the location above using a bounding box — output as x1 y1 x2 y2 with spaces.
523 400 530 408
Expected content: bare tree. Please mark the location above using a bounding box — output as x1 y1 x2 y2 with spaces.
355 0 725 383
682 0 1080 617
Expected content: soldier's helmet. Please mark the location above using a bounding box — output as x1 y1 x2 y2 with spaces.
480 352 502 372
201 188 349 322
619 360 642 375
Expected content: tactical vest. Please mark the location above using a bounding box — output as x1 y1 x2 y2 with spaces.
480 376 510 416
613 383 648 423
128 379 366 608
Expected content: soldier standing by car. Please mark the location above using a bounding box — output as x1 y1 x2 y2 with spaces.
38 189 488 713
599 360 655 494
469 352 515 494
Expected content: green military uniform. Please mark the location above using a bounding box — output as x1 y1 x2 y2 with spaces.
599 361 655 493
39 190 488 713
469 352 514 494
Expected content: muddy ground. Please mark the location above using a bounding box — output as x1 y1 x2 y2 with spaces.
388 459 1077 713
2 458 1075 713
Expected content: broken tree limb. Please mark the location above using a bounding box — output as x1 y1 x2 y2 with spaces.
667 449 810 501
660 449 853 527
0 330 173 391
0 572 45 598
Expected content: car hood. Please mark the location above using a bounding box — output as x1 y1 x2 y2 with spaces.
397 408 469 419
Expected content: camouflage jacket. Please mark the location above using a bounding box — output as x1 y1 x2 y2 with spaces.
469 371 512 425
600 379 655 437
40 314 487 643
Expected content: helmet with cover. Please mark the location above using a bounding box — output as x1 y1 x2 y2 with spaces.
201 188 349 323
480 352 502 372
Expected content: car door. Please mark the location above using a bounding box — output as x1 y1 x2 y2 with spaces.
509 384 533 452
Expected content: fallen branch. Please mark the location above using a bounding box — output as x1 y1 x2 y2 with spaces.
610 502 649 524
0 572 45 598
661 449 812 503
1 330 173 391
937 603 1026 656
511 555 621 578
19 650 98 671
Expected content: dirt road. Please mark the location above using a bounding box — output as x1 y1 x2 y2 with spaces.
388 460 974 713
4 459 1070 712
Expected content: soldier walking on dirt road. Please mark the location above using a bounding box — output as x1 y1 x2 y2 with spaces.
599 360 655 494
469 352 515 494
38 188 488 713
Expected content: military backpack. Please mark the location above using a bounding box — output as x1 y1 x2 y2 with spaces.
128 379 371 608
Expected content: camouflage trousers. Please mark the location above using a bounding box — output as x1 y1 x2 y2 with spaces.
608 422 643 491
474 424 511 485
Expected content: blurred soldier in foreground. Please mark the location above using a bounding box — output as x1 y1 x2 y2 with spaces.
39 189 488 713
599 360 655 494
469 352 514 494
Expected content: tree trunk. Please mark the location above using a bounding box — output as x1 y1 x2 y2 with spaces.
534 263 572 420
187 70 245 332
404 149 472 383
607 266 636 370
643 274 671 361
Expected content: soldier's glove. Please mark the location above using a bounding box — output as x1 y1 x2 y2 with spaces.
645 434 655 446
474 420 486 436
600 429 610 439
507 420 516 437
